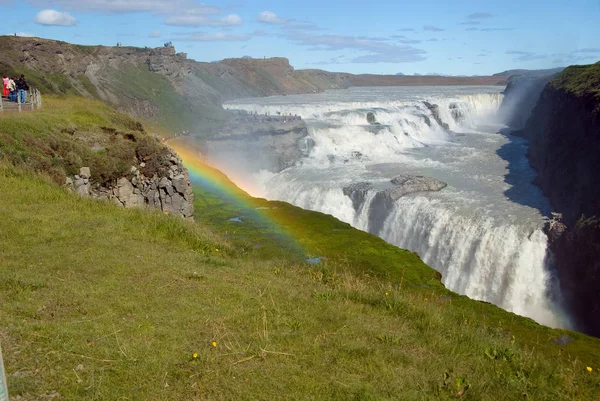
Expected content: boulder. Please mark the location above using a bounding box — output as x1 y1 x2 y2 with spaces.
80 167 91 179
172 175 188 194
367 112 377 124
389 175 448 199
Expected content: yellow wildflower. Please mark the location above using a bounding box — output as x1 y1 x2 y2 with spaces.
587 366 593 372
215 248 219 252
192 353 198 359
211 341 217 348
424 298 428 301
385 292 389 297
164 211 169 215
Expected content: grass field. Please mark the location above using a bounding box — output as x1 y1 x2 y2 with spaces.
1 98 600 400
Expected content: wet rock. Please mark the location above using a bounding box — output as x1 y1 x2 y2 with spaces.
420 114 432 127
389 175 448 198
449 103 465 123
343 174 447 234
423 101 450 131
367 112 377 124
342 182 373 210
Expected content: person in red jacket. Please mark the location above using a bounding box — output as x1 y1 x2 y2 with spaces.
2 75 8 97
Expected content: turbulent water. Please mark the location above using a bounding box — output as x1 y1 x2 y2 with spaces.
225 86 567 328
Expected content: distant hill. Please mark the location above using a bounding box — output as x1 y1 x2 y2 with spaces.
0 36 507 132
395 72 405 76
494 67 565 78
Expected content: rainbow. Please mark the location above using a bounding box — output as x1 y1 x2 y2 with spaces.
168 140 304 253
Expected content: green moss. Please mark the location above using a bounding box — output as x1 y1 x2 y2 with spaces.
551 61 600 100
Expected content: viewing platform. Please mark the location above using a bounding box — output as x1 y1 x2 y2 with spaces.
0 88 42 113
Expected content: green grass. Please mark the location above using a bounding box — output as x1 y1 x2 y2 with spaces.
0 96 169 185
2 163 600 400
110 64 226 132
1 98 600 400
551 61 600 100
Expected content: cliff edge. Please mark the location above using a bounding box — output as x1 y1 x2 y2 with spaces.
520 61 600 336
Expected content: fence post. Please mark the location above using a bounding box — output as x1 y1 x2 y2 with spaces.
30 89 34 111
0 94 3 113
17 91 21 112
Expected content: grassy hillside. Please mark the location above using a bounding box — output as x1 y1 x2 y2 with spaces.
0 96 170 186
1 98 600 399
550 61 600 100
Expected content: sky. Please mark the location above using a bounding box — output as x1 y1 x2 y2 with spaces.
1 0 599 75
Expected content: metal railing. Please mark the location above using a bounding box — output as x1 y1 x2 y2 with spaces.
0 88 42 113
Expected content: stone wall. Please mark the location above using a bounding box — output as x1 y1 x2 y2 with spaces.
66 153 194 220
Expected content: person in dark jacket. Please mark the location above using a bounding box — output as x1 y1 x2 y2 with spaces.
16 74 29 103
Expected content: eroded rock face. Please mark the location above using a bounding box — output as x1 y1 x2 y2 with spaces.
342 182 374 211
202 113 313 173
66 153 194 220
423 101 450 131
343 174 447 233
388 175 448 199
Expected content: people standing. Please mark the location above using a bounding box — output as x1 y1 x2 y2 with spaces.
2 75 8 97
7 76 16 101
16 74 29 103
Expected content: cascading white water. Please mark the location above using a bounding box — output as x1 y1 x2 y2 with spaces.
224 86 567 329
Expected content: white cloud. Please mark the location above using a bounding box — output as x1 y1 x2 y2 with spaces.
173 30 264 42
176 32 250 42
27 0 216 14
34 9 77 26
283 32 427 63
467 12 494 19
166 13 242 27
423 25 444 32
257 11 284 24
149 29 161 38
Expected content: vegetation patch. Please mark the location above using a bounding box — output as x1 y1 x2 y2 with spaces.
1 98 600 399
551 61 600 101
0 96 167 185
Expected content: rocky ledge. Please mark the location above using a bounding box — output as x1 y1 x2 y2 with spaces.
344 174 447 233
66 152 194 220
200 111 314 172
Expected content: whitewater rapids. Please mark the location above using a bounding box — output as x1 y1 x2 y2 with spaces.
225 86 567 328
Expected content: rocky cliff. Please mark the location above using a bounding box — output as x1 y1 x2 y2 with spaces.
66 153 194 220
199 111 313 173
0 36 351 132
0 36 508 135
518 61 600 336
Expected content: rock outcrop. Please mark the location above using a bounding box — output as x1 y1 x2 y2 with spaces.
201 112 313 173
423 102 450 131
0 36 351 132
343 174 447 233
517 62 600 337
67 153 194 220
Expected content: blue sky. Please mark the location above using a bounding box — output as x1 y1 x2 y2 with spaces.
1 0 599 75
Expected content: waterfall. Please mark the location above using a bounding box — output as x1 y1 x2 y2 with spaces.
225 86 567 329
